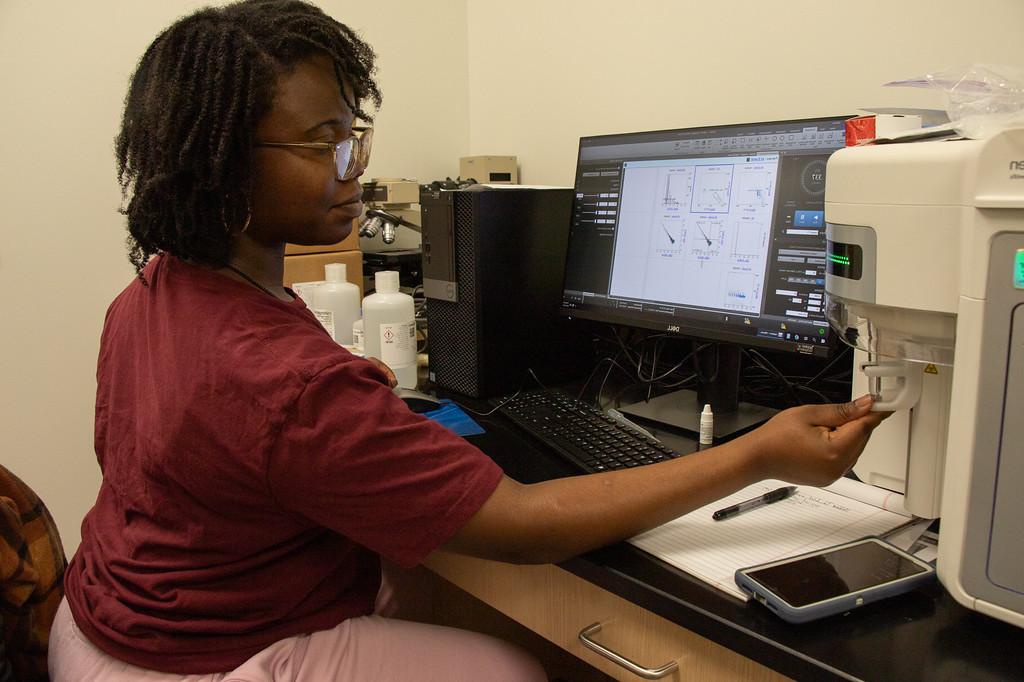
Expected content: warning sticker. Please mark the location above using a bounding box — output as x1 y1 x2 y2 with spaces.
379 321 416 369
312 309 335 340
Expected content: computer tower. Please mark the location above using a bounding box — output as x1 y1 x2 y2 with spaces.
422 186 588 398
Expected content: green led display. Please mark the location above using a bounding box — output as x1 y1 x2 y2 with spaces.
828 242 862 280
1016 249 1024 289
828 253 851 266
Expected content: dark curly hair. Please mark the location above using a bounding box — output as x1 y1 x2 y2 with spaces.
116 0 382 276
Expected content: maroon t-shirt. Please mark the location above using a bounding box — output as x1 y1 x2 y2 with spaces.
64 254 503 674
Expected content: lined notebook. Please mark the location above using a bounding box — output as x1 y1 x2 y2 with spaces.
628 478 913 601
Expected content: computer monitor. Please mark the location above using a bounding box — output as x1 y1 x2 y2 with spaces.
559 116 849 437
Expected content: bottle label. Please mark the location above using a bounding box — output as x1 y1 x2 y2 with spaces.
352 324 364 349
312 309 336 341
379 321 416 369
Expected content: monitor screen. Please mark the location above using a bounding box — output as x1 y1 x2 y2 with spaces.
560 116 848 358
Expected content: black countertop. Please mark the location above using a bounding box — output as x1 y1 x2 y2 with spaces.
457 401 1024 682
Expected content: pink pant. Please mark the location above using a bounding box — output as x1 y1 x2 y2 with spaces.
48 598 546 681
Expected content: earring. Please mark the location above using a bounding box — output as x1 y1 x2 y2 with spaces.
221 196 252 234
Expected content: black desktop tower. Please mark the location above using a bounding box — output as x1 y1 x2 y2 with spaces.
422 187 589 398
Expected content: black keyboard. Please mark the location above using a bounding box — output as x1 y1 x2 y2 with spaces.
495 390 681 473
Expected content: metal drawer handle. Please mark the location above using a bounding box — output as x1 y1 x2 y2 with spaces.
578 622 680 679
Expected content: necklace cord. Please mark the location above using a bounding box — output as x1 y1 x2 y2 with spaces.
224 263 279 299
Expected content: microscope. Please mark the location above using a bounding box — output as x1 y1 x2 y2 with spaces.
358 178 422 253
824 128 1024 628
358 178 424 291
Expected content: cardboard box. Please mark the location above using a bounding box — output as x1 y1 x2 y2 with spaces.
284 219 359 255
283 250 363 296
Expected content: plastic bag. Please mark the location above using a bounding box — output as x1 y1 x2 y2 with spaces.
885 64 1024 139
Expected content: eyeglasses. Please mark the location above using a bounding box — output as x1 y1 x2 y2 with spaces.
255 127 373 182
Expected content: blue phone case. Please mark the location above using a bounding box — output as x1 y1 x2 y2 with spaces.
734 537 936 624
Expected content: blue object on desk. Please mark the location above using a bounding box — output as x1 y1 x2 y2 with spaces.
423 400 485 437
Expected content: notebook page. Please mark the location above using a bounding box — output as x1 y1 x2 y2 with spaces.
823 476 910 515
627 479 913 601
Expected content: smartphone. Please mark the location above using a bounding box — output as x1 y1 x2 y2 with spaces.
734 537 935 624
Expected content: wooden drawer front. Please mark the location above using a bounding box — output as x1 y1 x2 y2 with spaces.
424 552 788 682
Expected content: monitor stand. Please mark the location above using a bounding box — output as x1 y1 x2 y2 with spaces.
618 344 777 441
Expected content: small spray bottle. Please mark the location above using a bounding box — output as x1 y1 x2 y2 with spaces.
698 403 714 450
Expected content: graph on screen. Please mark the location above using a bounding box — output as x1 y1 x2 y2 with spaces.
610 154 780 315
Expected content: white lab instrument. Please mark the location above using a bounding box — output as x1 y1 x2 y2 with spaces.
459 155 518 184
823 128 1024 628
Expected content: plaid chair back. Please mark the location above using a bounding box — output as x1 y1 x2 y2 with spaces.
0 464 67 682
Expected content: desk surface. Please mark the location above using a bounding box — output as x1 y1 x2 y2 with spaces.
459 401 1024 682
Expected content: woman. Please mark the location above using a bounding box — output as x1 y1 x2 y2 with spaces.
50 1 886 680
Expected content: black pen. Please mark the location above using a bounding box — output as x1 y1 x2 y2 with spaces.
712 485 798 521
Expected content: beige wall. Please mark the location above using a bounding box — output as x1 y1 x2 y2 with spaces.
466 0 1024 185
3 0 1022 556
0 0 469 554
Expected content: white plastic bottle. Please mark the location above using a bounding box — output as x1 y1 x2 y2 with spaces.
313 263 361 346
351 318 364 354
362 270 417 388
291 280 324 304
698 403 714 450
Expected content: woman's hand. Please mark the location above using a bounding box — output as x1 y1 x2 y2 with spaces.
737 395 889 487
